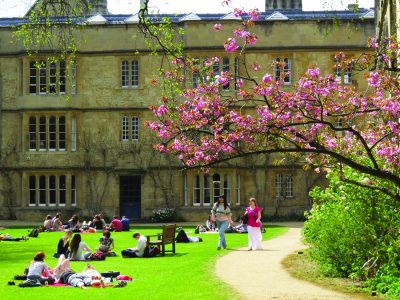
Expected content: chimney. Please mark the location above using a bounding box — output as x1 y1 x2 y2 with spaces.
347 3 359 11
266 0 302 11
88 0 109 15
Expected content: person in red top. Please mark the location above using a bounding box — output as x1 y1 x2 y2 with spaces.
245 198 263 251
109 216 123 232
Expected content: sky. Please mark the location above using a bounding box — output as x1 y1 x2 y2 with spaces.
0 0 375 18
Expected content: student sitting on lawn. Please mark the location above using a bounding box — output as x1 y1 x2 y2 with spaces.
53 215 64 232
109 216 123 232
43 215 53 232
27 252 55 284
90 215 104 231
121 216 130 231
121 232 147 258
97 230 115 256
54 230 72 258
69 233 91 260
68 215 80 231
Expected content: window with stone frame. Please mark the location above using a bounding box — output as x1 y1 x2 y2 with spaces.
275 173 294 198
121 59 139 88
28 115 66 151
121 115 139 141
28 174 76 207
333 57 352 84
274 57 292 85
188 172 239 206
29 60 66 94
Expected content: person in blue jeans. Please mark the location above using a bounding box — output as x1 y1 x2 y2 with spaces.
211 195 233 250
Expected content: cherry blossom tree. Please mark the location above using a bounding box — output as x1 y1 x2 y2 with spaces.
147 8 400 201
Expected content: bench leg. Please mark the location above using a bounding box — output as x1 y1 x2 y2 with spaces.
162 243 165 256
172 241 175 254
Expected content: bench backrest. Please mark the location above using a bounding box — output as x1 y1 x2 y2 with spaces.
162 224 176 243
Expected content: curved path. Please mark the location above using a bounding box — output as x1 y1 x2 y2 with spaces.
215 222 355 300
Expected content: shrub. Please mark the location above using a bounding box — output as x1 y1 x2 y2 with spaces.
151 208 177 222
303 168 400 298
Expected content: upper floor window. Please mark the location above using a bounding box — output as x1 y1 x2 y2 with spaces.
121 60 139 88
274 57 291 85
29 116 66 151
334 57 352 84
29 60 65 95
275 173 294 198
122 116 139 141
29 174 76 207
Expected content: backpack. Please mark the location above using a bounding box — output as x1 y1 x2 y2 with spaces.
143 246 160 258
175 229 190 243
28 228 39 238
89 251 106 261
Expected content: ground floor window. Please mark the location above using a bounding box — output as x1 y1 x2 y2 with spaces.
275 173 294 198
28 174 77 207
186 172 240 206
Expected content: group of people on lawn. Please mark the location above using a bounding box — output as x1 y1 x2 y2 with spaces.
22 196 263 288
43 213 130 233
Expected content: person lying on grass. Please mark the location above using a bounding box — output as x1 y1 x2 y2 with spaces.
59 264 113 289
27 252 55 284
121 232 147 258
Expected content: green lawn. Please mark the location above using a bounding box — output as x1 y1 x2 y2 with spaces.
0 225 287 300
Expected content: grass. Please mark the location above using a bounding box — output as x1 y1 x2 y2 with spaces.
282 250 387 300
0 225 287 300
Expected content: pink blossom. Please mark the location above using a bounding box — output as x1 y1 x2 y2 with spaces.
213 23 222 32
307 68 320 77
233 8 245 17
224 38 239 52
262 74 273 83
248 8 260 21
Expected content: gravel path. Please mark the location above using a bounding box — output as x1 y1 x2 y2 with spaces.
215 223 355 300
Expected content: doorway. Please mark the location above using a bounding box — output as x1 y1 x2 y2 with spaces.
119 176 141 219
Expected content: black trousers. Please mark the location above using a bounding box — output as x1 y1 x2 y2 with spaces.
121 249 139 258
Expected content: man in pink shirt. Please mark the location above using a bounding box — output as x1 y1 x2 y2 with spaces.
109 216 123 232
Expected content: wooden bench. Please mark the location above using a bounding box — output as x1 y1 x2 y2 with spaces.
146 224 176 256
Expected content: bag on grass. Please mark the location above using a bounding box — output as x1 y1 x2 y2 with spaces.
28 228 39 238
18 280 40 288
89 251 106 261
143 246 160 258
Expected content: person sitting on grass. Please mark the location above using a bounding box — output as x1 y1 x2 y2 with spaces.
43 215 53 232
109 216 123 232
54 230 72 258
68 215 80 231
97 230 115 256
121 216 130 231
52 215 64 232
27 252 55 285
90 215 104 231
121 232 147 258
69 233 91 261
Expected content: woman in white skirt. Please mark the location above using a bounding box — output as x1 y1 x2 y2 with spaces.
245 198 263 251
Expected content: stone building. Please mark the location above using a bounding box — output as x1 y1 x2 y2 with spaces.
0 0 375 221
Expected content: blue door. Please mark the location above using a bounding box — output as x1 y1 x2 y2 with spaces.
119 176 141 219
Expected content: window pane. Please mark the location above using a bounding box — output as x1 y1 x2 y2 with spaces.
39 116 47 150
59 175 66 205
194 175 200 205
132 116 139 141
213 173 221 203
275 173 282 197
59 61 66 93
283 58 291 84
204 174 210 205
58 116 66 150
222 57 230 90
49 175 56 205
71 175 76 206
122 116 129 141
224 175 230 204
274 58 281 81
71 117 77 151
29 117 37 150
39 61 46 94
212 61 220 76
29 176 36 205
131 60 139 87
39 175 46 205
49 62 57 94
121 61 129 87
48 116 56 150
29 62 37 94
236 174 241 205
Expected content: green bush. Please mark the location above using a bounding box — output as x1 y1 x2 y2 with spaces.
303 168 400 298
151 208 178 222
